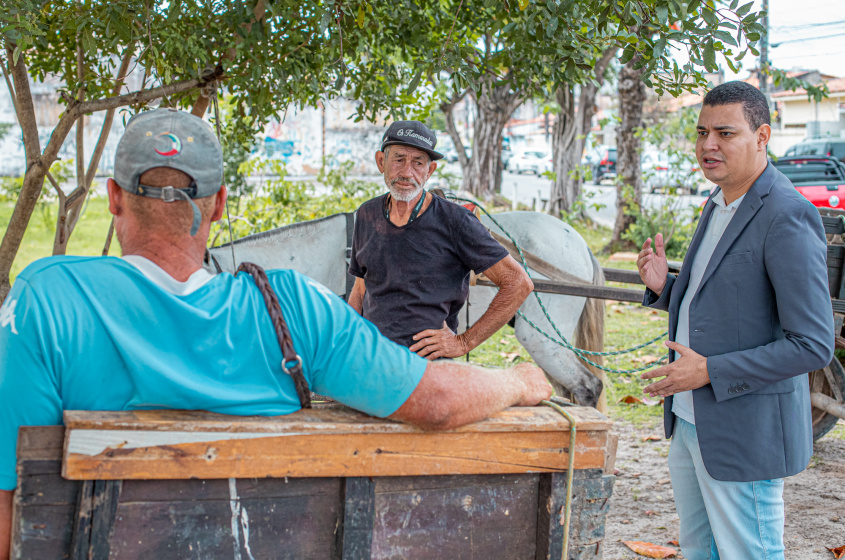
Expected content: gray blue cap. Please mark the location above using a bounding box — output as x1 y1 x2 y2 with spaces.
114 108 223 235
381 120 443 161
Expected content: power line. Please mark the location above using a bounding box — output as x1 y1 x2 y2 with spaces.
771 19 845 31
771 32 845 47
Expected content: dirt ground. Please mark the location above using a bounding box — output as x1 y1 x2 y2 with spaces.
603 419 845 559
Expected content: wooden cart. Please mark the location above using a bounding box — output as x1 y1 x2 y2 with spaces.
12 405 617 559
810 209 845 440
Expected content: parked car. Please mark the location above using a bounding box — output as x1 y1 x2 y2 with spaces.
784 138 845 163
509 149 552 175
501 145 513 169
772 155 845 209
590 146 616 183
443 146 471 163
641 150 702 194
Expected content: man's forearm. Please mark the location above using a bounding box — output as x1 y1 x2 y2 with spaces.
347 278 365 314
390 361 549 431
462 278 533 351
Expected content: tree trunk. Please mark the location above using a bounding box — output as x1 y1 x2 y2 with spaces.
442 78 523 199
464 81 523 198
548 48 616 218
0 43 205 302
0 44 77 301
53 48 133 256
607 56 646 251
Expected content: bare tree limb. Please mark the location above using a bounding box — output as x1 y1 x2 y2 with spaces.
5 42 41 165
75 32 85 200
440 89 470 170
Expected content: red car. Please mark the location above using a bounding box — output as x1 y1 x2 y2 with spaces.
772 156 845 209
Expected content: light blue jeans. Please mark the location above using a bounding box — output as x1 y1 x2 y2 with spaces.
668 418 785 560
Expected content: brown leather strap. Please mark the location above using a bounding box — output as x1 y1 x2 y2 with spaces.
236 262 311 409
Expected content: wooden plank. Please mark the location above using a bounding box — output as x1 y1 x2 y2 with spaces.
536 470 614 560
12 426 79 560
372 474 539 560
833 299 845 314
603 268 644 285
63 406 611 434
88 481 121 560
812 392 845 420
337 477 375 560
823 215 845 236
63 407 611 480
477 278 646 303
64 428 608 480
107 481 342 559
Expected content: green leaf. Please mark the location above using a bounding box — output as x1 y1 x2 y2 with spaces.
319 10 332 33
356 5 365 28
653 36 667 59
703 39 716 71
619 45 635 64
736 1 754 17
730 0 739 8
406 67 424 96
546 15 559 37
701 7 719 27
714 30 738 46
746 32 760 42
656 5 668 23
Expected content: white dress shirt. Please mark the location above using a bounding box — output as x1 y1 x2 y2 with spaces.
672 190 746 425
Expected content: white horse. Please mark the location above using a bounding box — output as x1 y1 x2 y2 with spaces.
206 209 607 408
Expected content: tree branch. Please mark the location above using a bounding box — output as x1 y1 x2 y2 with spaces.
5 42 41 165
75 32 85 198
440 88 470 170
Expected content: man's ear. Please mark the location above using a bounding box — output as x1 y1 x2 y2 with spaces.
427 160 437 179
757 124 772 151
107 178 123 217
211 185 227 222
375 150 386 173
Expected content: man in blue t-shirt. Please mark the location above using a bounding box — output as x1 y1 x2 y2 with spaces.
0 109 552 558
348 121 534 359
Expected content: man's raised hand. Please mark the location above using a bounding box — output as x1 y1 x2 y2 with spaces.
637 233 668 296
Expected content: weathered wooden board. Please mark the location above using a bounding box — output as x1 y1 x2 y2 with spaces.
14 406 617 560
63 407 612 480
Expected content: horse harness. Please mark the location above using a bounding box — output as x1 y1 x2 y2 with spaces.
236 262 311 409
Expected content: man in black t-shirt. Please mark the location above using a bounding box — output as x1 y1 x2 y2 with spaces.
348 121 534 359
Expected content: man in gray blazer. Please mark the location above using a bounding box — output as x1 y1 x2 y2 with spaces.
636 81 834 560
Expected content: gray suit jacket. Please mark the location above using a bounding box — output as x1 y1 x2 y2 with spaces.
645 162 834 482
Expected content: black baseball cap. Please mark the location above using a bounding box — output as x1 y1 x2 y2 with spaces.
380 120 444 161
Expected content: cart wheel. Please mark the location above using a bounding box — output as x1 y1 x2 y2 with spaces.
811 357 845 441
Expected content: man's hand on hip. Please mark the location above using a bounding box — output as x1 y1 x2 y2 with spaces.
410 323 469 360
641 341 709 398
637 233 668 296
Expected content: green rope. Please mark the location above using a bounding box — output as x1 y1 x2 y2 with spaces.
541 399 577 560
449 194 668 374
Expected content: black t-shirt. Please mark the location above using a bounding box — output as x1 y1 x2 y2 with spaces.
349 193 509 348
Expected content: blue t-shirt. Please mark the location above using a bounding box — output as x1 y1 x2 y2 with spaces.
0 256 427 490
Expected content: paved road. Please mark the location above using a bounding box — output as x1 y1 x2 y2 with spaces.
493 170 706 227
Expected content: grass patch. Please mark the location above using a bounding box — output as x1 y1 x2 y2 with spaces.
1 195 115 283
826 420 845 441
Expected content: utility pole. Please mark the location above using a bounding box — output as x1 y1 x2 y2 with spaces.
758 0 772 114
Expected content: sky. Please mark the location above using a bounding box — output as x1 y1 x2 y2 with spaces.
722 0 845 80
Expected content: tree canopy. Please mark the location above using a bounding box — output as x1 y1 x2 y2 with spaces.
0 0 770 299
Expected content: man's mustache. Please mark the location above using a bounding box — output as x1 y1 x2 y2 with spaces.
389 177 423 189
